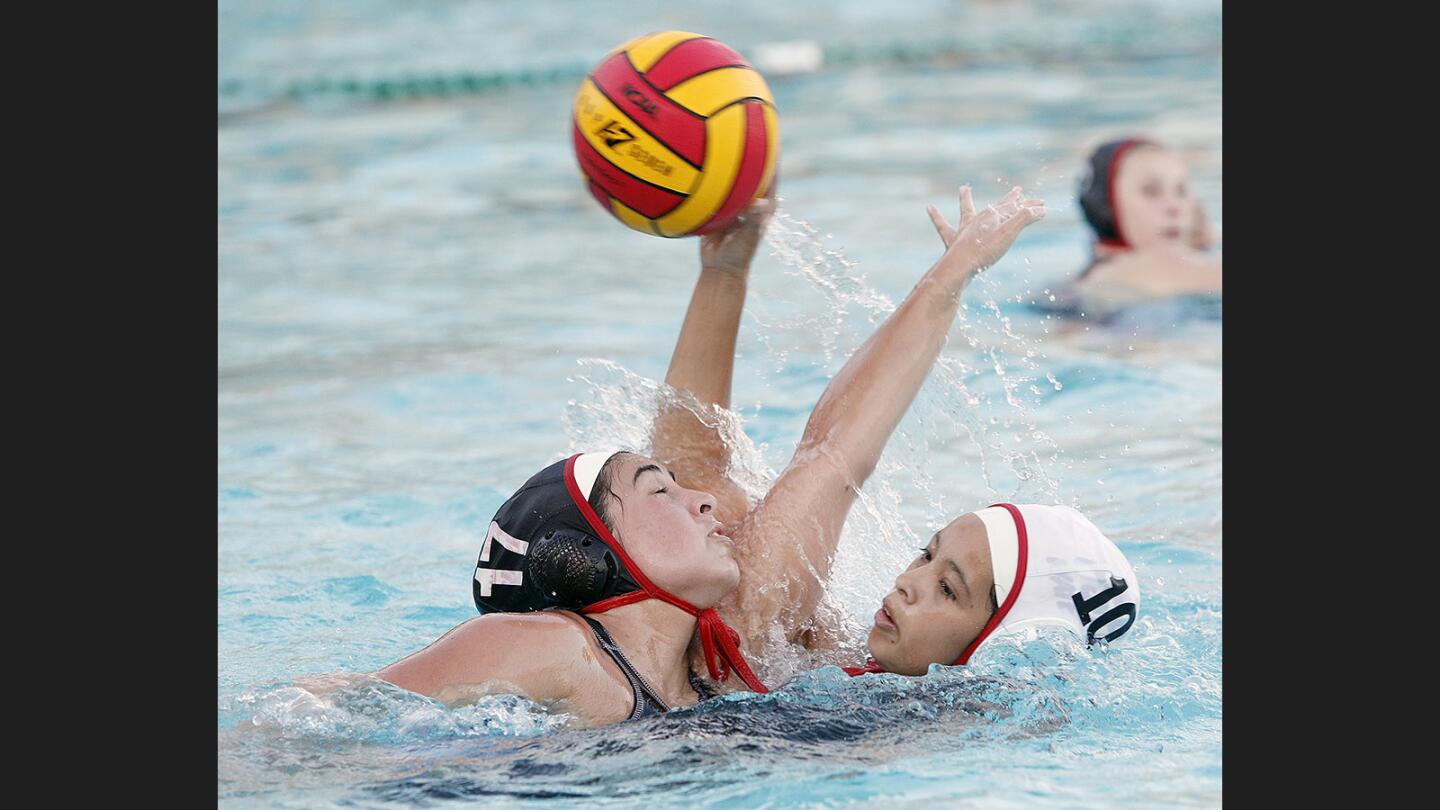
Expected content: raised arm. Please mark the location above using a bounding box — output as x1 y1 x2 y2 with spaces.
650 187 778 531
723 185 1045 646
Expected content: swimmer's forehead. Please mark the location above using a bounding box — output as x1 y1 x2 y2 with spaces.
931 514 994 584
935 512 986 542
614 454 677 487
1118 147 1188 180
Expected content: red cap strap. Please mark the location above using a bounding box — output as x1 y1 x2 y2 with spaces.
566 454 769 694
1105 138 1143 249
842 659 887 677
697 609 769 693
952 502 1029 665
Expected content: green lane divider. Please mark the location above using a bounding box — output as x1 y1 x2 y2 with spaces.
220 26 1219 105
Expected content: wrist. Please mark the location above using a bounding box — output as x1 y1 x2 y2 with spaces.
925 255 976 298
912 271 968 315
700 263 751 285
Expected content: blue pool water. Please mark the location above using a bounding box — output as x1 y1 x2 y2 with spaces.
219 1 1221 805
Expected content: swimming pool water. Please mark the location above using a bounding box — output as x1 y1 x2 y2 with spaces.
219 1 1221 805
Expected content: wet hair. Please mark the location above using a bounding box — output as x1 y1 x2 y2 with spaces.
586 451 635 537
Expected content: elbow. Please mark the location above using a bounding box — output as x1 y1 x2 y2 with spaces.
794 429 876 492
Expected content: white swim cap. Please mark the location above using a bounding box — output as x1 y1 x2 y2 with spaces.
956 503 1139 664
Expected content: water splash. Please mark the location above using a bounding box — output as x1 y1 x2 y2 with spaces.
563 208 1074 679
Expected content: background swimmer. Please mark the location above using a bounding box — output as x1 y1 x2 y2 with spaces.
1041 138 1221 319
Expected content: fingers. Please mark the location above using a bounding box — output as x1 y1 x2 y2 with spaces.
959 185 976 223
946 186 1044 260
962 185 1022 230
730 191 778 232
1017 201 1043 230
927 204 957 246
989 186 1025 220
994 200 1045 243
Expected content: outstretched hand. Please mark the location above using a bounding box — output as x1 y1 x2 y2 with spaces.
926 185 1044 279
699 180 779 278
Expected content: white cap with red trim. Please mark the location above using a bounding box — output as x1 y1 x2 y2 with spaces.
956 503 1139 664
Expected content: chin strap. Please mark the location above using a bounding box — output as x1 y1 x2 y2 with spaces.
696 608 768 693
583 597 769 693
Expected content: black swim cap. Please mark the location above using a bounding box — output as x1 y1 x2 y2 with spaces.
1077 138 1154 248
473 452 642 614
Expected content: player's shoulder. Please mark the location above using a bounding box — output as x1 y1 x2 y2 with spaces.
452 609 596 663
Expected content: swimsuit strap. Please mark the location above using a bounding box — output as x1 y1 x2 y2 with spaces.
581 616 670 718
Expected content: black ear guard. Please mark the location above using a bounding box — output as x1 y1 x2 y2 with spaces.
528 528 622 608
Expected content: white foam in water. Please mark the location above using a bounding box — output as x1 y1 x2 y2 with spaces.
235 676 570 743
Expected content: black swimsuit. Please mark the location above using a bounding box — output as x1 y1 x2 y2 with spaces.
581 616 717 720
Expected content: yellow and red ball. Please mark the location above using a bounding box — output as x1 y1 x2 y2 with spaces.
572 31 779 237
